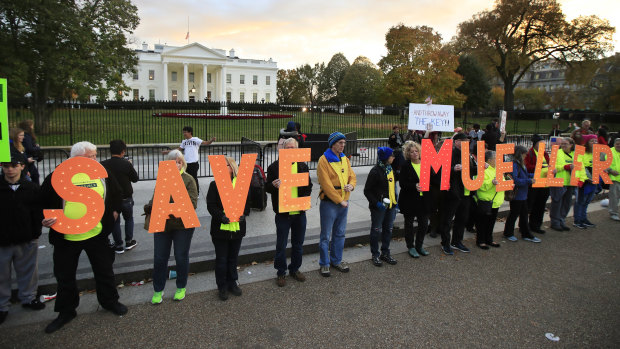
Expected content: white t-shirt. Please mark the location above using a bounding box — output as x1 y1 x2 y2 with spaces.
180 137 203 163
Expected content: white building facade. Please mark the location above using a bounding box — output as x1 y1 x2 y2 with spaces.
120 42 277 104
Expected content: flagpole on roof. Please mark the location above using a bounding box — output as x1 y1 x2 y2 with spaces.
187 16 189 44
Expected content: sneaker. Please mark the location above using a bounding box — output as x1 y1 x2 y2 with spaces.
0 311 7 325
523 236 542 243
331 261 350 272
320 265 330 277
45 311 77 334
103 302 128 316
229 284 242 297
113 245 125 254
380 254 397 265
125 240 138 250
372 255 383 267
611 215 620 221
152 291 163 305
173 288 186 301
416 247 430 256
506 236 518 242
450 243 471 253
408 248 420 258
218 288 228 301
276 275 286 287
582 220 596 228
573 222 587 229
291 271 306 282
22 299 45 310
441 245 454 256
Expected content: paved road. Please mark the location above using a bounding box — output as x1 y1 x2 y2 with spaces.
1 209 618 348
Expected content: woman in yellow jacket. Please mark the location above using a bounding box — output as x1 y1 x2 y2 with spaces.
317 132 356 277
474 151 504 249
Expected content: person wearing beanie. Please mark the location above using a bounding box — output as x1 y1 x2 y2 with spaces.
317 132 356 276
573 134 598 228
525 134 551 234
549 137 576 231
364 147 398 267
278 121 304 149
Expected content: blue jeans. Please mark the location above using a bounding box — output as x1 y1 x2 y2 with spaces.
574 187 594 224
152 228 194 292
319 200 348 266
369 207 397 257
112 197 134 246
274 212 307 276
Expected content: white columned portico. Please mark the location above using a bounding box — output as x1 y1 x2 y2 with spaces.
220 65 228 114
163 62 168 101
183 63 189 101
202 64 208 101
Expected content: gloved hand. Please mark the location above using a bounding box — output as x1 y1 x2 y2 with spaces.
375 201 387 211
143 204 152 215
220 215 230 224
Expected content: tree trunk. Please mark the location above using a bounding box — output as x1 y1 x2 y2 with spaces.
503 83 515 111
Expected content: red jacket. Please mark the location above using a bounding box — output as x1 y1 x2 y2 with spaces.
525 147 550 174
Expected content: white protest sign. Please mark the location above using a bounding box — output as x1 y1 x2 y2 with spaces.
499 110 507 133
408 103 454 132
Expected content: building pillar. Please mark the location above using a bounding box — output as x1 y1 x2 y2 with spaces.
183 63 189 101
220 65 227 114
202 64 208 101
163 62 168 101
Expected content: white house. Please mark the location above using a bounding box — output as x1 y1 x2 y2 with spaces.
119 42 278 104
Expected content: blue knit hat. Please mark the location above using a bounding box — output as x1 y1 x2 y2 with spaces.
328 132 345 147
286 121 296 132
377 147 393 161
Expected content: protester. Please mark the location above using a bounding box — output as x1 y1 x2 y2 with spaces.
163 126 216 194
17 120 42 185
469 123 484 140
9 128 34 181
606 138 620 221
265 138 312 287
364 147 398 266
548 123 572 137
0 150 45 325
481 122 505 151
40 141 126 334
573 135 598 228
503 145 541 243
549 137 575 231
388 125 405 181
206 157 250 301
474 151 504 249
317 132 356 276
147 150 197 304
398 141 430 258
101 140 139 254
525 134 550 234
278 121 304 149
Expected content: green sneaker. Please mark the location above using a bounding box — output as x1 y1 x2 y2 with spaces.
152 291 163 305
173 288 186 301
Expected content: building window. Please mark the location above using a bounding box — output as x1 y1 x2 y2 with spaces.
240 75 245 84
226 74 231 84
226 91 231 102
207 73 211 83
265 93 270 103
133 72 139 80
133 89 139 101
189 72 195 83
253 92 258 102
149 70 155 80
266 76 270 85
253 75 258 85
240 92 245 102
149 89 155 101
171 72 177 82
172 90 178 102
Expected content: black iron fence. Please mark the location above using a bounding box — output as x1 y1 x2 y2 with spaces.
7 99 620 147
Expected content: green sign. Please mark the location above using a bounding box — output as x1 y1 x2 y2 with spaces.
0 79 9 162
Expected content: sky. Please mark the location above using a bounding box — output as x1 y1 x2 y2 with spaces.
131 0 620 69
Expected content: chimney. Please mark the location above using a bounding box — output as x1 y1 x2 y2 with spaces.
142 42 148 51
229 48 235 58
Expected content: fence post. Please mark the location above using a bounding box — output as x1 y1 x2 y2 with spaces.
261 101 265 141
360 106 366 139
141 101 145 144
68 102 74 145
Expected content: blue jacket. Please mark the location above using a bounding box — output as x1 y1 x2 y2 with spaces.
512 161 533 201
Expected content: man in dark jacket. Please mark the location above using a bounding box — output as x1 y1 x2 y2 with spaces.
265 138 313 287
40 141 127 333
101 139 139 254
0 150 45 325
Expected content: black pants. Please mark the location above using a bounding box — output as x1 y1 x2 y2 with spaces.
528 187 549 230
504 199 531 238
212 237 243 290
437 193 462 247
428 186 442 234
451 195 471 245
186 162 200 193
52 233 119 314
404 210 428 250
476 207 498 245
465 196 477 232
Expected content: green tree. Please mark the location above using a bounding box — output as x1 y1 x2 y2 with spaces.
456 55 491 110
379 24 465 106
514 87 550 109
317 53 350 104
0 0 140 133
295 63 324 105
338 56 383 106
489 86 505 110
566 54 620 111
456 0 615 111
276 69 305 104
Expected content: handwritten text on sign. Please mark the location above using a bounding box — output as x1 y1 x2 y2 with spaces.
408 103 454 132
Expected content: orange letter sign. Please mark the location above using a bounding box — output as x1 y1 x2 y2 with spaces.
461 141 485 191
43 157 107 234
592 144 613 185
547 145 564 187
495 143 514 192
148 160 200 233
420 139 453 191
570 145 585 186
278 148 311 213
209 154 257 222
532 142 548 188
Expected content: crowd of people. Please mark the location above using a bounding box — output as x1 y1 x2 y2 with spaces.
1 119 619 334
